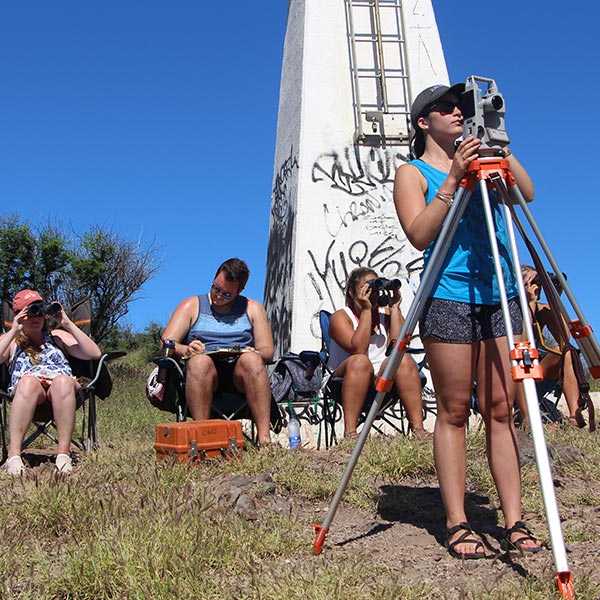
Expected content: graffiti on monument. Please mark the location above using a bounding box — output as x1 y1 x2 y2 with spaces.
264 146 299 354
307 236 423 309
308 145 422 300
303 145 425 345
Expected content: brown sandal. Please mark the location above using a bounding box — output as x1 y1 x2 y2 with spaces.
446 522 495 560
502 521 543 554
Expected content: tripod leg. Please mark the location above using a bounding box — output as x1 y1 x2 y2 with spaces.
480 178 572 590
313 185 473 554
509 184 600 377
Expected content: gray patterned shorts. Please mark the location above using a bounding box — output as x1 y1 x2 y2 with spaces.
420 297 523 343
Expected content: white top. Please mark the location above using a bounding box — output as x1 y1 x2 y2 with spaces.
327 307 389 374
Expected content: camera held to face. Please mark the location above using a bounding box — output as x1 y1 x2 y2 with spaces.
367 277 401 307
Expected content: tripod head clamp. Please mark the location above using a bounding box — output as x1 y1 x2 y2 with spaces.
461 75 510 157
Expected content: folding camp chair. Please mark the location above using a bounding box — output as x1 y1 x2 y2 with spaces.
318 310 430 448
0 299 125 464
148 352 283 444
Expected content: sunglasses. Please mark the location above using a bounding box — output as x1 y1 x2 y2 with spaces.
211 282 234 301
428 100 461 115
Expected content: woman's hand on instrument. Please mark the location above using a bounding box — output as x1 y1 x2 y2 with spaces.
389 288 402 308
55 303 73 329
524 278 539 303
356 282 372 311
449 136 481 181
11 309 28 333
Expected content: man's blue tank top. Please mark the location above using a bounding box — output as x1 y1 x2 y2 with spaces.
185 294 253 351
410 159 517 304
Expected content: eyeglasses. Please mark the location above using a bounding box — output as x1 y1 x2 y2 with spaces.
428 100 461 115
211 282 234 300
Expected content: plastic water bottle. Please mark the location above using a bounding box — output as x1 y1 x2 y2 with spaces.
288 415 301 450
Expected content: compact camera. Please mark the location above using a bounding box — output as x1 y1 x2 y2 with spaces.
367 277 401 307
460 76 510 155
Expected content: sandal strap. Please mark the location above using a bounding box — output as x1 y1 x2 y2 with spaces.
447 529 484 552
506 520 534 537
446 521 473 537
446 523 485 553
505 520 538 546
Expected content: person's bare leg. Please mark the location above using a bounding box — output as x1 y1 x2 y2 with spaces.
515 383 529 428
8 375 45 457
477 336 539 550
185 355 218 419
514 333 528 428
391 354 427 435
233 352 271 444
542 352 583 425
48 375 77 454
335 354 373 436
426 339 482 555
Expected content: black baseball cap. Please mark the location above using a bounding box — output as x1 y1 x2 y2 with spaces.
409 83 465 157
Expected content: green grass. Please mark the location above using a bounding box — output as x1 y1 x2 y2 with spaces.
1 367 599 599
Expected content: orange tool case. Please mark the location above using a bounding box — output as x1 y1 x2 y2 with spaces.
155 420 244 462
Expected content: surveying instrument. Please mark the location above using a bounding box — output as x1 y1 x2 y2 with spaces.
312 76 600 599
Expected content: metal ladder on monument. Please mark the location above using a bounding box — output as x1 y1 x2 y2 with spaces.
344 0 412 147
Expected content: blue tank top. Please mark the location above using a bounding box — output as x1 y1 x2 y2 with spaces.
410 159 517 304
185 294 253 351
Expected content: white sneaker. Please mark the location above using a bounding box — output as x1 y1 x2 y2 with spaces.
55 453 73 474
4 455 26 476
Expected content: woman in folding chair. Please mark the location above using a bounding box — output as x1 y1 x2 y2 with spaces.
520 266 592 429
328 267 429 440
0 289 101 475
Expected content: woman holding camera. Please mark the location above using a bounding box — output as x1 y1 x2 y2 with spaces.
0 289 101 475
394 84 539 558
328 267 428 440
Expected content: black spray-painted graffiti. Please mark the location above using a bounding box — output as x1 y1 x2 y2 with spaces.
271 146 299 224
312 146 409 238
307 144 425 344
264 147 299 355
312 145 407 196
307 235 423 309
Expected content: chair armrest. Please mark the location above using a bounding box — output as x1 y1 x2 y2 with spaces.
406 347 423 355
82 354 111 390
105 351 128 361
152 356 185 379
82 350 128 390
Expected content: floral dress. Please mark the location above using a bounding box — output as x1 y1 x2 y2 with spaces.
9 333 73 395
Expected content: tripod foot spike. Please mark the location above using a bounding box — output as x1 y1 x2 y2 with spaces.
312 524 329 555
556 572 575 600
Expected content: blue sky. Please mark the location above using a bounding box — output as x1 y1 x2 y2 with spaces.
1 2 598 332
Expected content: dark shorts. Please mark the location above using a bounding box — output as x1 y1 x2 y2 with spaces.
420 297 523 343
211 355 242 393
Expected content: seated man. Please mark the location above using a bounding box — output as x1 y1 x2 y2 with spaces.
162 258 273 445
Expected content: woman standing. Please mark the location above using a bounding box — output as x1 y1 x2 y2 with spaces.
393 84 541 558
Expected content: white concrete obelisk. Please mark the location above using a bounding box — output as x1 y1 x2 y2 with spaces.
265 0 450 355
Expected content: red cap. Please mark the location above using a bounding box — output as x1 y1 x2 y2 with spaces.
12 289 43 312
